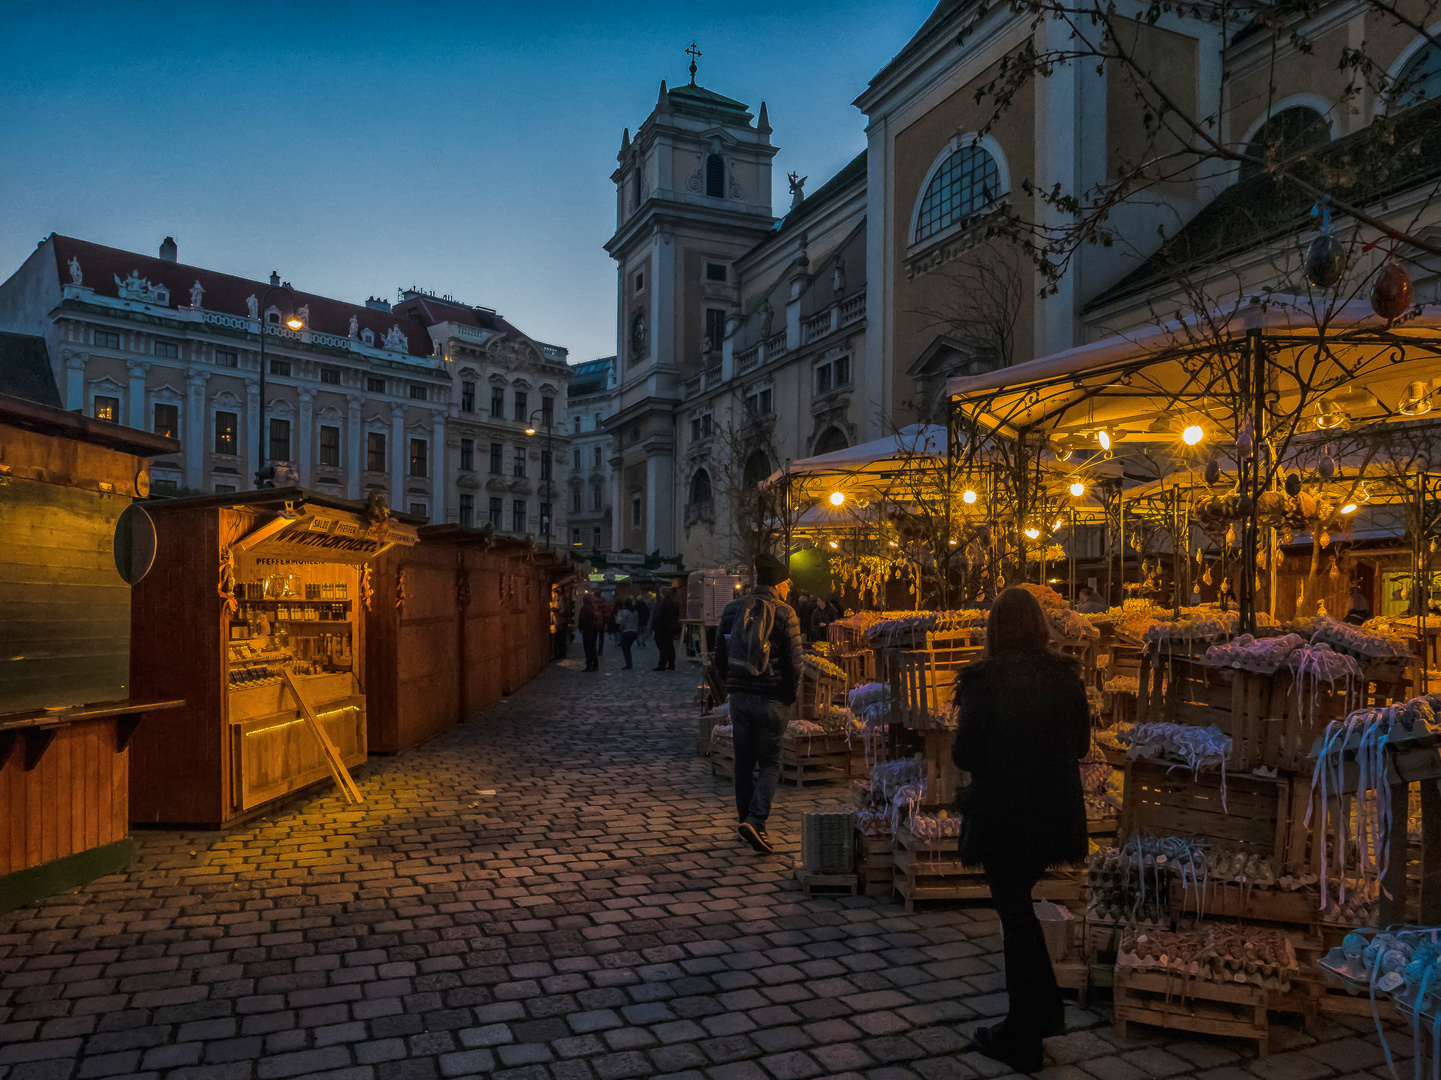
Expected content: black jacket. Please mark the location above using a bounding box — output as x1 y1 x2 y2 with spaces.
951 647 1090 871
652 597 681 639
714 587 804 704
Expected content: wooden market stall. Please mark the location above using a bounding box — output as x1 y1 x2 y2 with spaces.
127 489 418 827
365 525 566 755
0 391 183 910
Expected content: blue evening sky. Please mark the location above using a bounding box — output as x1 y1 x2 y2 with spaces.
1 1 935 363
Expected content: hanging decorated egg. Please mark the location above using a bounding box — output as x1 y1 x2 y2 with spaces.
1371 258 1412 322
1305 233 1348 289
1237 494 1254 517
1236 418 1254 456
1285 472 1302 497
1318 454 1336 480
1204 459 1221 485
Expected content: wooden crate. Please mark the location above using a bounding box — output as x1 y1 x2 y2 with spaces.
888 644 982 728
893 826 1083 910
795 867 858 896
1169 881 1321 926
857 833 895 899
709 732 851 785
1117 760 1297 870
1114 965 1271 1055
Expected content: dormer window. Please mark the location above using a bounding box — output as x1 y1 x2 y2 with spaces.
266 308 281 325
705 154 725 198
361 328 375 346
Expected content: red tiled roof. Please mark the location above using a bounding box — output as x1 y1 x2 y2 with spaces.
390 293 525 339
49 234 444 358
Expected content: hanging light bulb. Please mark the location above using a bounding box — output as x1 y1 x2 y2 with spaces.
1182 424 1204 445
1340 502 1359 515
1097 430 1111 451
1024 526 1040 540
1313 398 1349 430
1069 480 1085 497
828 540 838 549
962 489 978 504
829 491 846 506
1053 518 1064 531
1399 381 1433 416
948 539 958 546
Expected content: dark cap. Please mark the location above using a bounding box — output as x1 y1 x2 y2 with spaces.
755 553 790 587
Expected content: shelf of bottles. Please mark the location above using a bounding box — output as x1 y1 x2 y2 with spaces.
228 575 356 688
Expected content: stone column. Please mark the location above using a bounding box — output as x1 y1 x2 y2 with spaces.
431 414 446 523
126 360 150 429
611 454 625 551
63 351 87 412
297 389 314 487
185 367 210 491
346 395 363 499
245 378 261 489
390 404 406 507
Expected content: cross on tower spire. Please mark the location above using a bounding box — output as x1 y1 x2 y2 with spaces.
685 41 701 84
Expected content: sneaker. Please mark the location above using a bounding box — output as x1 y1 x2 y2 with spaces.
737 821 774 853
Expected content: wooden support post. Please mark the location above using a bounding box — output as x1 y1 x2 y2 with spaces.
1380 780 1409 927
280 668 363 804
1421 780 1441 924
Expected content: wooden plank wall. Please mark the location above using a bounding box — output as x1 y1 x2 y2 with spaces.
0 475 131 714
0 718 127 876
128 506 225 825
367 539 557 753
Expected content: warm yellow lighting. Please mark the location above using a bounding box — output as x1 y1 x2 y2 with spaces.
1340 503 1358 515
1399 381 1433 416
285 315 304 330
1313 399 1348 429
1069 480 1085 497
1024 527 1040 540
525 425 537 436
828 540 838 549
888 540 898 547
1098 430 1111 451
1182 424 1204 445
1053 518 1064 531
948 539 958 546
1357 483 1371 504
829 491 845 506
962 489 977 504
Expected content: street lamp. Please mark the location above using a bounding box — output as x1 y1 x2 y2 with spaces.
525 406 555 548
255 282 305 488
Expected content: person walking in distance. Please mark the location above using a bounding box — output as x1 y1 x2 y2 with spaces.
651 587 681 671
616 600 639 669
713 553 803 853
952 586 1090 1074
634 594 651 648
578 594 601 673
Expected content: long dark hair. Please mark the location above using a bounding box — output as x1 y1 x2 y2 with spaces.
985 586 1053 657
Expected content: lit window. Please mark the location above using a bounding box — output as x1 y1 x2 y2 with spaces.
94 395 120 423
152 403 178 439
915 142 1001 243
214 411 237 454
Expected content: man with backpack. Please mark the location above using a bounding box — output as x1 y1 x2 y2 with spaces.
713 553 803 853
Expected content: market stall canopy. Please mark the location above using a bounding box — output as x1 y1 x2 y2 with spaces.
947 296 1441 445
762 424 948 488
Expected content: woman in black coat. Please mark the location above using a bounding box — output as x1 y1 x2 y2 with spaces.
952 586 1091 1074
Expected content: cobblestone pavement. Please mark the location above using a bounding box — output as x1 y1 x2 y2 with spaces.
0 647 1412 1080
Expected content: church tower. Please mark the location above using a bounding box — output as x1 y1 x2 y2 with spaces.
603 51 779 557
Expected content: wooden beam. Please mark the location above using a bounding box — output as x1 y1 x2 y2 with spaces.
233 512 300 553
279 668 363 804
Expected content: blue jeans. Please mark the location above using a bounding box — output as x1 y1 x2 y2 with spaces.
620 631 638 668
730 692 791 827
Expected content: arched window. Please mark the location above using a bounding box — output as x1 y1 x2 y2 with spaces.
689 469 712 506
706 154 725 198
742 450 771 488
1392 42 1441 109
1238 106 1330 182
914 139 1002 243
814 427 849 455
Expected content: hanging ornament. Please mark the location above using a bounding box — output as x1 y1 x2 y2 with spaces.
1318 454 1336 480
1275 548 1285 565
1329 559 1341 578
1305 199 1348 289
1204 459 1221 485
1371 257 1412 322
1202 564 1213 586
1257 549 1268 570
1320 531 1331 549
1237 494 1254 517
1285 472 1302 497
1225 524 1236 547
1236 417 1254 457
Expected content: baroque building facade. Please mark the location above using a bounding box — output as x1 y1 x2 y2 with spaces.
565 356 617 552
0 234 570 540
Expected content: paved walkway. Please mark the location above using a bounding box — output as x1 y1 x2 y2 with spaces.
0 648 1408 1080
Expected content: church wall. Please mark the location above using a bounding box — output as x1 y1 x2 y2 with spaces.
1106 21 1201 199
